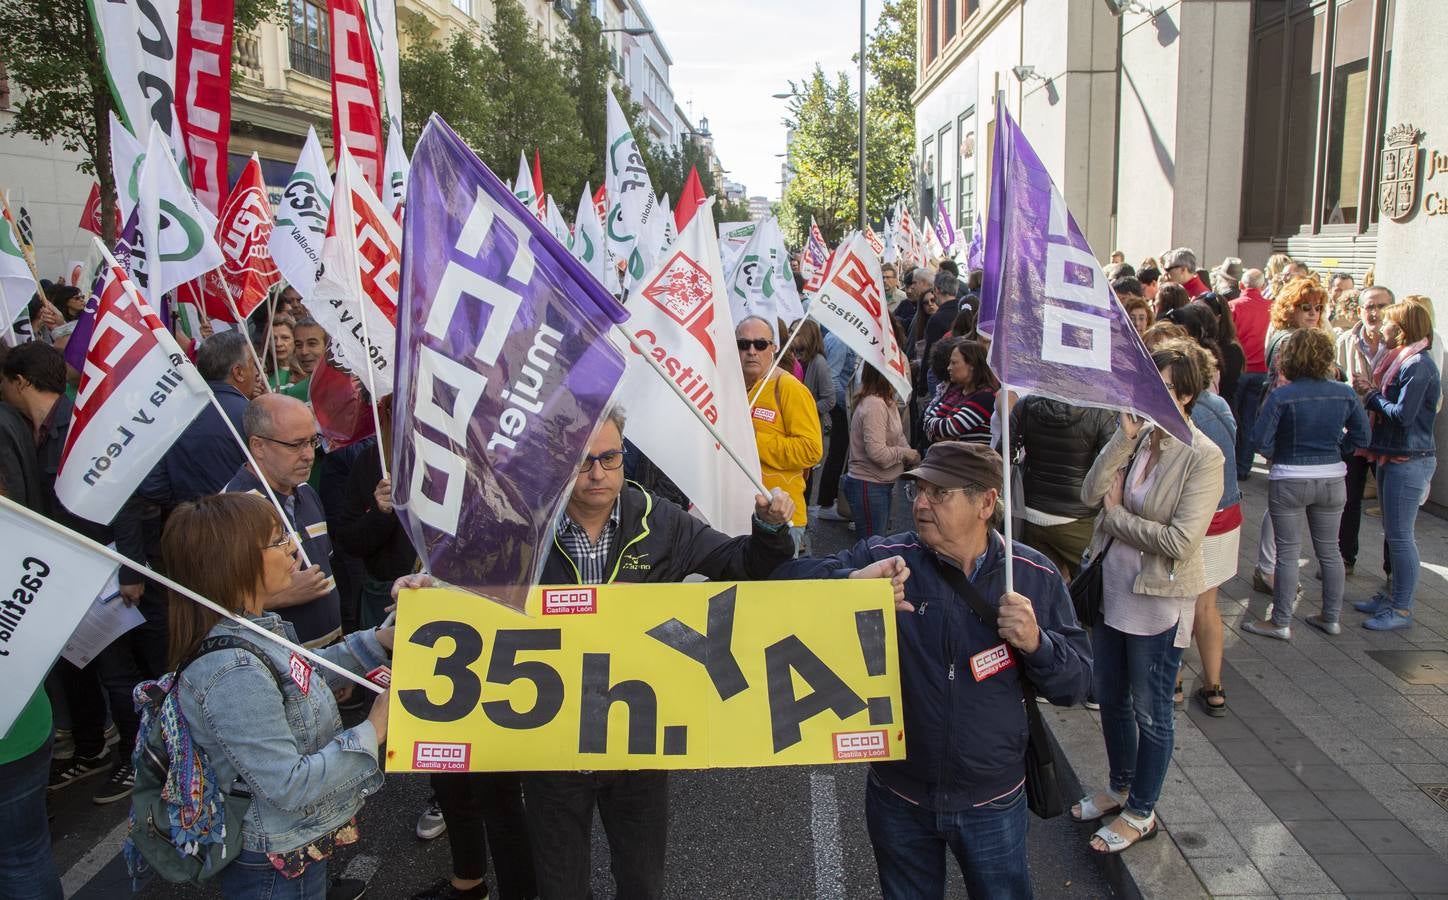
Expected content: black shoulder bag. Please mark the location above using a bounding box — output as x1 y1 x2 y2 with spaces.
1069 446 1142 627
927 557 1065 820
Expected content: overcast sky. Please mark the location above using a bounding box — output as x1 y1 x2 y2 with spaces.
645 0 887 202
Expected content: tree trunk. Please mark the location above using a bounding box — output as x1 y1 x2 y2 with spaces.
84 9 118 249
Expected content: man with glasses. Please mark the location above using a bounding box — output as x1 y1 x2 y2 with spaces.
225 393 339 646
1162 247 1212 300
1337 284 1395 574
775 441 1091 899
517 406 795 900
737 316 824 553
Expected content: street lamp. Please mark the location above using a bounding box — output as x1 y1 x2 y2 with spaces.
600 25 653 36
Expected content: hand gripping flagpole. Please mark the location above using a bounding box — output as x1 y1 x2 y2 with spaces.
0 494 382 693
747 315 808 408
95 238 313 568
613 325 771 498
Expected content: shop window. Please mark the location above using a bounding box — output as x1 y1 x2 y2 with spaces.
926 0 939 65
944 0 957 43
1242 23 1286 236
1282 9 1325 229
289 0 331 80
957 107 976 235
1322 0 1372 224
937 123 953 220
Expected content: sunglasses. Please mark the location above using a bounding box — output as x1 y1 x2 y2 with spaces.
737 338 771 352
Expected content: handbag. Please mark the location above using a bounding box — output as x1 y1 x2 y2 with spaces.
928 557 1066 819
1069 444 1143 626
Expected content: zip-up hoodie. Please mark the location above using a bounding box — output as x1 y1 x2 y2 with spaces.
774 530 1092 811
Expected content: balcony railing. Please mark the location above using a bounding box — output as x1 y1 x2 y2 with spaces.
288 38 331 81
234 31 262 79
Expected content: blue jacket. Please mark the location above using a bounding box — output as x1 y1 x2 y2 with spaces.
1364 352 1440 457
775 530 1091 811
1191 392 1240 508
137 381 249 508
1252 377 1370 466
176 613 389 854
823 331 858 409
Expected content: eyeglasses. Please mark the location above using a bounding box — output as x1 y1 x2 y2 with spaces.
1297 304 1325 313
737 338 771 352
903 481 974 504
257 433 322 451
264 533 294 551
578 450 625 474
1364 303 1390 311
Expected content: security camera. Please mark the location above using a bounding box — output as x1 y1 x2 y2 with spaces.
1104 0 1158 15
1012 65 1036 82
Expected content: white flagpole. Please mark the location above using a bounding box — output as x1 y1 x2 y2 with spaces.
613 324 770 497
347 252 390 484
262 290 277 385
217 275 272 392
748 315 808 408
999 383 1014 596
0 495 381 693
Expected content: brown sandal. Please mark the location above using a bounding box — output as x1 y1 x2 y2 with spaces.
1196 684 1227 717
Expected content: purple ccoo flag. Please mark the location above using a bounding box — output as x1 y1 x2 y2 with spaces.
966 211 984 273
393 114 631 611
933 197 956 255
983 94 1190 444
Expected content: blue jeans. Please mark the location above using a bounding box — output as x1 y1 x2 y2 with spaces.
865 771 1032 900
1234 372 1268 474
1092 622 1182 818
842 475 895 537
0 738 62 900
219 850 328 900
1379 456 1437 612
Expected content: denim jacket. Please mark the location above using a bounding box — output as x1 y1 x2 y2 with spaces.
1191 392 1240 508
1364 352 1440 458
176 613 389 854
1252 377 1370 466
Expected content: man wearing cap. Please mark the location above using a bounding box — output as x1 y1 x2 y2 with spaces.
775 441 1091 899
1211 257 1244 302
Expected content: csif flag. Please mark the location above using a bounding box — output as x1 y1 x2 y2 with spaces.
806 232 912 401
616 197 763 536
270 127 334 298
717 220 756 279
383 128 409 220
983 94 1189 444
137 121 224 302
310 139 400 397
57 253 211 524
513 151 539 221
725 217 802 341
86 0 187 165
213 154 281 320
0 202 33 339
605 90 661 288
394 114 629 611
569 182 616 294
544 195 571 247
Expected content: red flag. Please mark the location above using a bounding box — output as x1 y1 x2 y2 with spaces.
175 0 234 214
674 165 708 233
310 358 375 449
531 149 546 220
212 156 280 320
327 0 384 192
77 183 120 236
592 183 608 226
803 245 836 295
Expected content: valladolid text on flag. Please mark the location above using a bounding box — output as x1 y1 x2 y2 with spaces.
386 579 903 772
393 114 629 611
615 198 764 537
983 93 1189 445
0 498 119 735
310 139 400 398
807 233 913 401
270 127 333 299
57 253 211 525
605 90 660 288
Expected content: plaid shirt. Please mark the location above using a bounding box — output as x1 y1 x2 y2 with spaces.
555 499 622 585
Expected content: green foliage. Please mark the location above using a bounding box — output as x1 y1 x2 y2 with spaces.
779 0 915 245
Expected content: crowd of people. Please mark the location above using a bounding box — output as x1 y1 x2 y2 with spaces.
0 238 1440 899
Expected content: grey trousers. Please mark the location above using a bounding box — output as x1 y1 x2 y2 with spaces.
1268 477 1348 626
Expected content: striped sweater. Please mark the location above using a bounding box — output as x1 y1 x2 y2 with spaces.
923 383 995 444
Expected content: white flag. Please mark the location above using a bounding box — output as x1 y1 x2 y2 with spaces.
807 233 912 400
109 113 146 225
513 151 537 218
0 200 33 337
761 218 805 322
616 199 763 536
605 90 660 288
138 122 224 300
657 194 677 254
88 0 187 164
383 128 409 219
570 182 617 294
0 498 119 735
717 220 758 280
270 127 334 299
57 254 211 523
310 140 399 397
726 217 802 340
544 194 571 247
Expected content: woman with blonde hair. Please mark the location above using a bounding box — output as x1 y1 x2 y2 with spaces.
1264 253 1294 298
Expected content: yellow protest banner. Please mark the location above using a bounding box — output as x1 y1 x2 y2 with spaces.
385 580 904 772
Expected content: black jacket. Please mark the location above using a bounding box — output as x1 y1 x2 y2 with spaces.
1012 397 1117 520
334 440 417 582
540 484 794 585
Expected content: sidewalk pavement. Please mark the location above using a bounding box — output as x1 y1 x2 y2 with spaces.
1048 466 1448 899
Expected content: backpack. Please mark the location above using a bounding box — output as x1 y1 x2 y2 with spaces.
124 635 290 885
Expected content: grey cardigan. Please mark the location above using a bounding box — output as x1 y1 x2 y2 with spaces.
1080 421 1224 599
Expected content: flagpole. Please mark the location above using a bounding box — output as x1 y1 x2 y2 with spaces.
999 382 1014 596
0 494 382 694
1 189 54 307
345 254 390 484
614 325 770 498
217 275 272 393
262 290 277 386
748 315 808 408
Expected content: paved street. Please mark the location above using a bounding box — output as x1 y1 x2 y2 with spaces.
50 477 1116 899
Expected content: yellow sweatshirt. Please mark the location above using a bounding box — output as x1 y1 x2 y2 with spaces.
749 371 824 526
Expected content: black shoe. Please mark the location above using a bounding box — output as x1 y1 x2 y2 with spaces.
410 878 488 900
328 877 368 900
91 762 135 804
49 751 112 790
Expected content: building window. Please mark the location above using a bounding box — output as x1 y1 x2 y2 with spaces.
926 0 939 64
1368 0 1394 224
944 0 957 43
0 58 10 110
451 0 471 12
957 106 976 235
1241 0 1392 239
921 136 937 219
937 123 953 221
288 0 331 81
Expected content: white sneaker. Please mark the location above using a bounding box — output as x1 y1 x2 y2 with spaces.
814 507 848 522
416 798 447 840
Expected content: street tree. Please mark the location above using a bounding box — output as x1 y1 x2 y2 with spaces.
779 67 859 246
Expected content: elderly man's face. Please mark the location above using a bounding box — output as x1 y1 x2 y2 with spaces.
736 318 775 386
293 325 326 376
883 267 899 291
1360 288 1391 333
249 399 318 493
911 482 995 551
